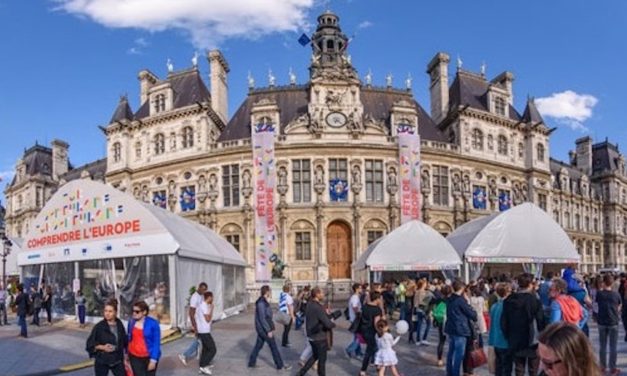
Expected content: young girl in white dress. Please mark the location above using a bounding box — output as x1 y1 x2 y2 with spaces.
374 319 402 376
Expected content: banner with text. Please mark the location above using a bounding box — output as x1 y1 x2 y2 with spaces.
252 123 277 282
398 124 421 223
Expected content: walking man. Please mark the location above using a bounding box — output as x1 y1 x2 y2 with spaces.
30 285 42 326
15 284 29 338
345 283 364 359
444 280 477 376
296 287 337 376
278 284 295 347
596 274 622 375
248 285 291 371
0 283 8 325
178 282 208 366
197 291 216 375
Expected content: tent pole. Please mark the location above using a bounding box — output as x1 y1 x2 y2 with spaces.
367 268 371 286
464 261 469 284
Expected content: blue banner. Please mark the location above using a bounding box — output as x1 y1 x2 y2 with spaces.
499 191 512 211
180 187 196 212
152 191 167 209
329 178 348 202
473 186 487 209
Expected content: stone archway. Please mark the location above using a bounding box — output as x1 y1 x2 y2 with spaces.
327 220 352 279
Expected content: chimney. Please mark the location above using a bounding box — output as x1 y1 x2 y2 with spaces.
426 52 450 124
51 139 69 179
575 136 593 174
492 71 515 104
208 50 230 124
138 69 158 105
568 150 576 165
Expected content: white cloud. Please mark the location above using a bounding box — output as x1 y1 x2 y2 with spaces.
536 90 598 132
55 0 315 48
127 37 149 55
357 20 373 29
0 170 14 183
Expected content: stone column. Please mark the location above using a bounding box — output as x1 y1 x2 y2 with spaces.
276 164 289 269
313 161 327 282
386 164 399 230
350 161 363 277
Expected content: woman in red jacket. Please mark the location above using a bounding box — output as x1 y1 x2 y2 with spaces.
127 301 161 376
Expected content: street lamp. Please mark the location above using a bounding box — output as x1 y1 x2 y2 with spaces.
1 235 11 288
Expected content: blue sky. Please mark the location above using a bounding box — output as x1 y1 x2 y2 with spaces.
0 0 624 200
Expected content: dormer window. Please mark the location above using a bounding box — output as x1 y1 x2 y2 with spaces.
537 143 545 162
182 126 194 149
494 97 506 116
471 128 484 151
154 133 165 155
154 94 166 113
113 142 122 163
497 135 508 156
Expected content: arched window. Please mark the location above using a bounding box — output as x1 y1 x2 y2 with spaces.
471 129 484 151
154 94 166 113
537 143 545 162
154 133 165 155
497 135 508 155
113 142 121 162
494 97 506 116
182 126 194 149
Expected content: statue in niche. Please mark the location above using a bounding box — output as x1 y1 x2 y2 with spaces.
315 165 325 185
387 168 398 188
452 174 461 192
351 165 361 186
208 174 218 192
462 175 471 193
277 167 287 188
198 175 207 192
141 185 149 202
421 169 431 189
242 169 252 190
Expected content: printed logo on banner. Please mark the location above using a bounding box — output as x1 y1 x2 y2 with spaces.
103 243 112 253
473 186 487 209
81 248 88 256
499 190 512 212
152 191 167 209
397 126 421 224
63 248 70 256
329 178 348 202
179 186 196 212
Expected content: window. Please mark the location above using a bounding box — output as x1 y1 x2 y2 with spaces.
494 97 506 116
365 159 384 203
154 94 166 113
367 230 384 246
329 158 348 180
537 143 545 162
432 165 449 206
135 142 142 159
226 235 240 252
585 216 590 232
154 133 165 155
292 159 311 203
295 232 312 260
518 142 524 159
538 193 547 211
222 164 240 207
565 213 571 229
113 142 121 162
471 129 484 151
497 135 508 156
182 126 194 149
553 210 560 223
575 214 581 230
329 158 348 202
487 135 494 151
594 218 599 233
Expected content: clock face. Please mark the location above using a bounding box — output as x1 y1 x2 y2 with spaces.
326 112 347 128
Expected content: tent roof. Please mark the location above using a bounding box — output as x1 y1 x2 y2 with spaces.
446 202 580 264
353 220 462 271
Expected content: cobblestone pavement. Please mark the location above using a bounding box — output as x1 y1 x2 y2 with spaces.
1 309 626 376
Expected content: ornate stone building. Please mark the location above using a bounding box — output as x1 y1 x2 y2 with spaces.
5 11 627 288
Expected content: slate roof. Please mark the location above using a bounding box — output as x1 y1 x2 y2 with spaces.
550 158 584 180
217 85 446 142
110 96 134 123
522 98 544 124
592 141 622 173
133 68 211 121
448 70 522 121
8 145 54 187
60 158 107 182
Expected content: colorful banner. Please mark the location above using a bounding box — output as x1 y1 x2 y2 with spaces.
180 186 196 212
398 124 421 224
473 186 487 209
252 122 277 282
329 178 348 201
499 190 512 212
152 191 167 209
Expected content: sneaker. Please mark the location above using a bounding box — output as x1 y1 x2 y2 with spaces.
280 365 292 371
178 354 188 366
437 360 444 367
421 340 431 346
199 366 212 375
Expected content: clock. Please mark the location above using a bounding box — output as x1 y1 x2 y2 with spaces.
326 112 347 128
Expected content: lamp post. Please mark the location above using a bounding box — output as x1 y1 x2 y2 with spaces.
1 235 11 288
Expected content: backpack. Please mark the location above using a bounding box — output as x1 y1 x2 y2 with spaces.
343 307 350 320
432 301 446 325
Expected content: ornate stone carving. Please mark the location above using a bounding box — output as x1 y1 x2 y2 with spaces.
242 169 253 199
351 164 362 194
421 169 431 192
387 167 398 195
277 166 289 196
325 89 346 109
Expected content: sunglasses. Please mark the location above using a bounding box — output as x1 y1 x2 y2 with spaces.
540 358 562 370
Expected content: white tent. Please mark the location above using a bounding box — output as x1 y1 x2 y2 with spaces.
447 202 580 280
18 179 246 328
353 220 462 273
4 237 22 277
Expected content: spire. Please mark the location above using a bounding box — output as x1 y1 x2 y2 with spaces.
522 97 544 124
309 10 357 81
110 95 134 123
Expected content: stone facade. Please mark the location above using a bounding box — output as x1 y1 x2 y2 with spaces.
5 10 627 289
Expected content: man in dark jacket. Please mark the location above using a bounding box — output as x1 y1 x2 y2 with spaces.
296 287 337 376
247 285 291 371
502 273 545 376
15 283 29 338
444 280 477 376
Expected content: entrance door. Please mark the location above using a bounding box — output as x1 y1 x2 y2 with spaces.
327 221 352 279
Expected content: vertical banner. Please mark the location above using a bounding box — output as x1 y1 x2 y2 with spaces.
252 122 276 282
398 124 421 224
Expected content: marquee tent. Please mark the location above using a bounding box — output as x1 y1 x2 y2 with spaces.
18 179 246 328
446 202 580 281
353 220 462 280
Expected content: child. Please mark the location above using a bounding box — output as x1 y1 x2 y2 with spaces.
374 319 402 376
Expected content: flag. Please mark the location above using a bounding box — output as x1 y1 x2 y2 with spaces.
473 186 486 209
298 33 311 46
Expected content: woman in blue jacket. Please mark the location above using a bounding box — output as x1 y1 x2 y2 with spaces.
127 301 161 376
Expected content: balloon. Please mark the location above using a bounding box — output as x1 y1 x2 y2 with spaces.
395 319 409 335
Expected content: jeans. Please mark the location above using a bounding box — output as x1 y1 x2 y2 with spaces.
436 323 446 361
361 332 377 372
129 355 157 376
18 314 27 338
198 333 216 368
296 340 328 376
446 335 467 376
78 305 86 324
94 361 125 376
45 305 52 323
598 324 618 370
31 307 40 325
0 302 7 325
414 310 430 341
399 301 407 321
512 347 539 376
248 333 284 369
345 333 363 357
282 319 292 346
182 335 200 359
494 347 513 376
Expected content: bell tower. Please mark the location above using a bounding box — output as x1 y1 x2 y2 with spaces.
309 10 357 81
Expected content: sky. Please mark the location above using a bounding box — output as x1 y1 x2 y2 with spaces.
0 0 625 202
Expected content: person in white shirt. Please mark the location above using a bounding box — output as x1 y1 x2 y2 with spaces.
278 285 295 347
197 291 216 375
345 283 364 358
179 282 208 366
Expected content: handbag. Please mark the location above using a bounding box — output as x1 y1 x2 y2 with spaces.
465 340 488 369
275 311 291 326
